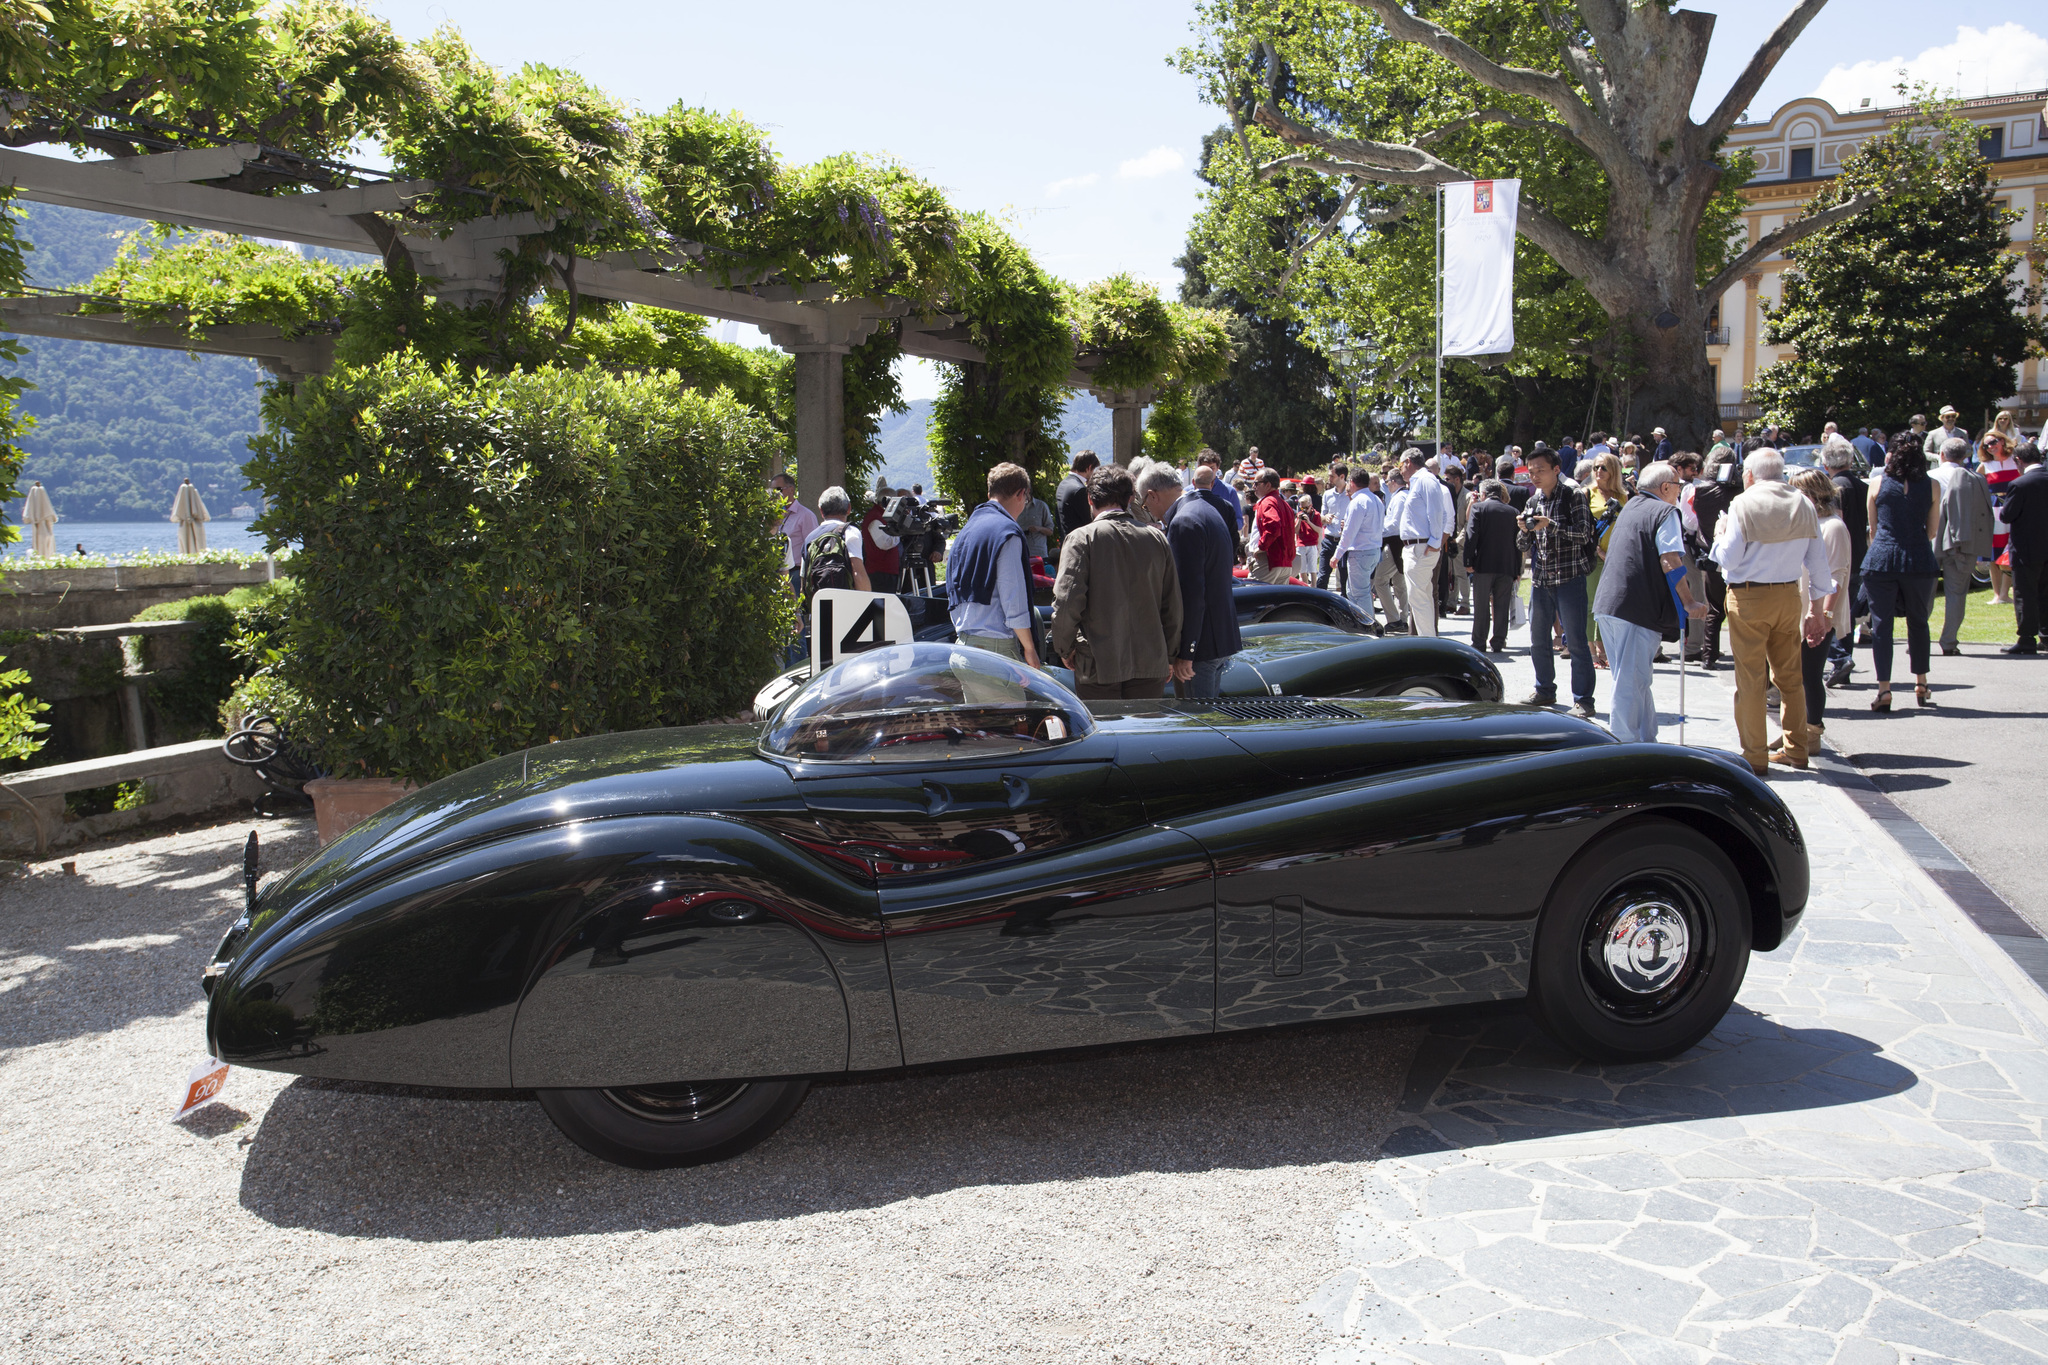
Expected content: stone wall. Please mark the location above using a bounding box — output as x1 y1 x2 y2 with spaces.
1 561 278 630
0 737 271 856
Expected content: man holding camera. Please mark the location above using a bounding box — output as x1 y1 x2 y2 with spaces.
1517 446 1598 718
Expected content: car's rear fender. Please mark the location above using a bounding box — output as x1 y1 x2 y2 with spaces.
206 814 891 1089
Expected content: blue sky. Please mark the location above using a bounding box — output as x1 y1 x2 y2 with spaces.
359 1 2047 398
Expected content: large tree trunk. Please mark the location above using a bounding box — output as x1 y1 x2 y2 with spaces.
1622 301 1720 451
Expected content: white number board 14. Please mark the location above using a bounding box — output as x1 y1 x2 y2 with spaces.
810 589 916 673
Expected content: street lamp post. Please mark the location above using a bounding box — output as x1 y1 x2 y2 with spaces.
1328 342 1365 460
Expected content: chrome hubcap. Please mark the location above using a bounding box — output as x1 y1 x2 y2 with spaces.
602 1081 750 1123
1598 899 1691 994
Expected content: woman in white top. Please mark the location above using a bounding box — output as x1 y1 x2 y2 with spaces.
1777 468 1852 758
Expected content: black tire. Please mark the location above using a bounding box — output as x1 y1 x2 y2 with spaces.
536 1078 810 1169
1527 818 1750 1063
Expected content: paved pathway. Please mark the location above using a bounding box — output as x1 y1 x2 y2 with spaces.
1306 619 2048 1364
1816 637 2048 934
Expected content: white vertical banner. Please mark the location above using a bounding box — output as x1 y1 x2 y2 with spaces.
1440 179 1521 357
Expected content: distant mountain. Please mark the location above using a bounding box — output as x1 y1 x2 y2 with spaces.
868 392 1123 497
7 204 269 520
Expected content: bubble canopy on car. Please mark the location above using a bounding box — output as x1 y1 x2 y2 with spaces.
760 642 1095 763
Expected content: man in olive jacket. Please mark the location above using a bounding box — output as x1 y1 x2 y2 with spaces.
1050 464 1184 699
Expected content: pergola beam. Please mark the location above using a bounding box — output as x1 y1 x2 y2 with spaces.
0 147 1151 502
0 295 333 381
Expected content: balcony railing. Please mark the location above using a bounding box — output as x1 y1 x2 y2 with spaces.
1704 326 1731 346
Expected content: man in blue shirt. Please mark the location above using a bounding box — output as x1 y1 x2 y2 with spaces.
1332 467 1385 630
947 462 1042 666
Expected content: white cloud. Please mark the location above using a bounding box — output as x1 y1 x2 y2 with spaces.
1811 23 2048 109
1118 146 1186 179
1045 172 1100 197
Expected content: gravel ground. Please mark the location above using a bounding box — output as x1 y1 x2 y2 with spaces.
0 814 1423 1364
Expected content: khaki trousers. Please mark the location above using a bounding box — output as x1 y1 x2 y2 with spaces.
1404 545 1441 637
1726 583 1807 769
1246 549 1293 583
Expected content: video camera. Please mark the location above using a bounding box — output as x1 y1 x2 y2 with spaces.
883 494 962 540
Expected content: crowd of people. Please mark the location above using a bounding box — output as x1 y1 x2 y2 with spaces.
766 404 2047 776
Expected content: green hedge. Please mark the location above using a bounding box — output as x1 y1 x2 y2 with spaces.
131 581 293 740
244 355 792 785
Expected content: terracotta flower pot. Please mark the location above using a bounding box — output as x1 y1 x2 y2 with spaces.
303 776 417 847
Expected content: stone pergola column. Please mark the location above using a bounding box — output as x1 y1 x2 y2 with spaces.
790 345 850 509
1086 387 1158 467
766 300 903 511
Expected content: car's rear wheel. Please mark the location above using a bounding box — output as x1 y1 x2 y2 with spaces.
1527 818 1750 1063
536 1078 810 1169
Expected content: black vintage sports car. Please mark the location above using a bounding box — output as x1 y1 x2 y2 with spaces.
1230 578 1379 633
206 645 1806 1169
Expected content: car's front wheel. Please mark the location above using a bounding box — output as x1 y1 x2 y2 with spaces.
1527 818 1750 1063
536 1078 810 1169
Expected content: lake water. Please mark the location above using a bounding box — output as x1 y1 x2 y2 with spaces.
3 520 273 559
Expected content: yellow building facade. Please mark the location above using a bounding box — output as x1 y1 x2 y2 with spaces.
1715 90 2046 433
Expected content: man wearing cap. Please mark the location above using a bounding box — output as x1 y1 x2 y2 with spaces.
1652 427 1673 462
1924 406 1968 458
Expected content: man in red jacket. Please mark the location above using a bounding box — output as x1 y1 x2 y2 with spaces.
1248 470 1297 583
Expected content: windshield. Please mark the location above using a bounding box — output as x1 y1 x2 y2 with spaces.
760 642 1095 763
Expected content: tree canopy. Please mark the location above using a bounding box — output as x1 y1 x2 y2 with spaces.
1174 0 1857 448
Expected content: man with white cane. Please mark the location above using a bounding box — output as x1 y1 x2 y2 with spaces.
1591 462 1699 745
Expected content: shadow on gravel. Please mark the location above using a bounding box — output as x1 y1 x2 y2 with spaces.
237 1002 1913 1243
0 818 317 1052
238 1012 1434 1240
1381 1003 1916 1158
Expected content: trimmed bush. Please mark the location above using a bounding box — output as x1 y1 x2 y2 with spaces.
245 354 791 784
132 580 293 739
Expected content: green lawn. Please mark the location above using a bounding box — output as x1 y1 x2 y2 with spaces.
1947 581 2026 645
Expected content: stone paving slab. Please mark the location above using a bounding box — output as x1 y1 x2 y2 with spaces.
1307 628 2048 1365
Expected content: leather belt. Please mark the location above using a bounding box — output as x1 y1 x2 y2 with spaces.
1727 580 1796 589
1402 538 1433 546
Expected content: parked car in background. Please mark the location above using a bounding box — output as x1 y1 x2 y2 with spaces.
749 589 1501 715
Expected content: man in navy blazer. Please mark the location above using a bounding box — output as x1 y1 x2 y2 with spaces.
1152 465 1244 697
2000 440 2048 655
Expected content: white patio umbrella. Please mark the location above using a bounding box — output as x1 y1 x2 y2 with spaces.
22 481 57 558
171 478 211 554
